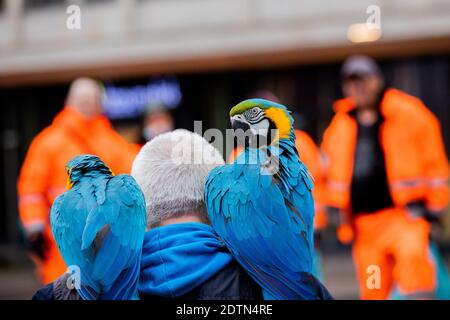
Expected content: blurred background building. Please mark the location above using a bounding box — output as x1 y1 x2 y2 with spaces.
0 0 449 298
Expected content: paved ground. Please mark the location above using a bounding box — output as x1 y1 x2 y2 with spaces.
3 246 450 300
322 252 360 299
0 247 359 300
0 245 41 300
0 267 41 300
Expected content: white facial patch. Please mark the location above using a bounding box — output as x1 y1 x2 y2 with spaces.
250 118 270 137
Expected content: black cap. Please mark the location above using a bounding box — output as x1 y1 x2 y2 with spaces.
341 55 382 80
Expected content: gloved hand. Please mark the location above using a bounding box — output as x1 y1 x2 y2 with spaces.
406 202 443 224
423 210 443 225
405 201 428 219
327 207 342 227
327 206 354 245
26 231 49 262
406 202 444 238
425 210 444 239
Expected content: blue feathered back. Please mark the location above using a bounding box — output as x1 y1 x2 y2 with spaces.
50 155 147 300
205 100 323 299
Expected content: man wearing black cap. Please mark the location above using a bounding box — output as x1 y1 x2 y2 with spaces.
321 55 449 299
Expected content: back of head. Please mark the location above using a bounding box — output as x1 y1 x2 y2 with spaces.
131 129 225 228
66 78 103 118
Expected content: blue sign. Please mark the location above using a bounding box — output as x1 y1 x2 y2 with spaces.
103 79 182 120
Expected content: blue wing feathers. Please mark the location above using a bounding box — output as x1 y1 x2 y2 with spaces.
50 171 146 299
205 140 317 300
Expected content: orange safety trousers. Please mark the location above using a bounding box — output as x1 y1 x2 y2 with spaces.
352 207 436 300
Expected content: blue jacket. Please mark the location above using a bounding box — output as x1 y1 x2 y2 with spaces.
138 222 263 300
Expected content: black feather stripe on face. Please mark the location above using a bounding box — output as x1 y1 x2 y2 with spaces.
266 118 277 145
244 107 265 124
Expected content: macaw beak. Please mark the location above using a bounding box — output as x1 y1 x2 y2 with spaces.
231 115 255 148
66 167 73 190
66 178 73 190
230 115 250 132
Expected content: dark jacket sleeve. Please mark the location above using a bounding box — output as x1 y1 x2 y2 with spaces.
32 283 55 300
302 272 334 300
32 274 82 300
191 260 264 300
140 260 263 301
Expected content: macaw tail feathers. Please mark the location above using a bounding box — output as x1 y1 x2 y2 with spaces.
258 270 333 300
262 289 277 300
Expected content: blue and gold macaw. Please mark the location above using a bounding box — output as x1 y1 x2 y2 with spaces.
50 155 146 300
205 99 331 300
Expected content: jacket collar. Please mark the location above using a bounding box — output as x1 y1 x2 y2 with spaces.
52 107 112 151
139 222 233 298
53 107 111 133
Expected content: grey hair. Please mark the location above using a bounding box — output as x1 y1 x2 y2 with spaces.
131 129 225 229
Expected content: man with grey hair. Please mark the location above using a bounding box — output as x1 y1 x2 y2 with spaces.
132 129 262 300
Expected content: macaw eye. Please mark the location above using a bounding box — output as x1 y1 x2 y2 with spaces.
244 107 264 124
246 107 259 118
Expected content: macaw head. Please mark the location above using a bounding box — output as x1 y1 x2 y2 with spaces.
229 98 293 148
65 154 113 189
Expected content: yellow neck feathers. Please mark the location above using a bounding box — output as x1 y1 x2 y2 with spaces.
264 107 291 140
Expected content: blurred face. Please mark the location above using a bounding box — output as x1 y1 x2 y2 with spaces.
75 86 103 118
67 78 103 118
342 75 383 109
143 111 174 141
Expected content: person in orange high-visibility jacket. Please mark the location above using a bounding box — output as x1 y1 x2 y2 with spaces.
228 129 328 232
17 78 140 284
322 56 449 299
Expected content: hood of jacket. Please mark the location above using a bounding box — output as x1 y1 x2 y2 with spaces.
139 222 234 298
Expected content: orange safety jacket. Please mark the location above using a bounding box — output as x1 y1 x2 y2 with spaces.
17 107 140 283
294 130 328 230
228 129 328 230
321 88 449 217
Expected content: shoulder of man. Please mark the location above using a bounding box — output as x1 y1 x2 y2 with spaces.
32 282 55 300
32 273 81 300
186 259 263 300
